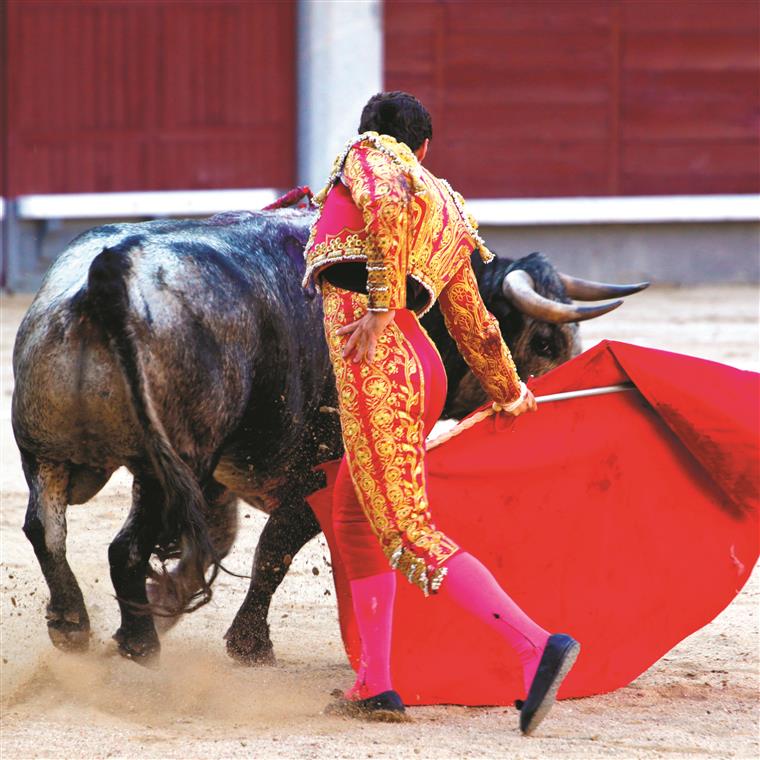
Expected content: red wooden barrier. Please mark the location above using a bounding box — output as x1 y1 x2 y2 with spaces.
5 0 295 196
385 0 760 198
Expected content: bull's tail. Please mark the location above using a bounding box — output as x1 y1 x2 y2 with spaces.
86 238 218 615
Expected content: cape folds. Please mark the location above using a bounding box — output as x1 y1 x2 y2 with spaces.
308 341 759 705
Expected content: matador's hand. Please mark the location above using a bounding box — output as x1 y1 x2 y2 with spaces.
505 388 537 416
337 310 396 363
493 387 538 417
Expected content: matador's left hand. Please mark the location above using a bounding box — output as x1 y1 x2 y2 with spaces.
337 310 396 363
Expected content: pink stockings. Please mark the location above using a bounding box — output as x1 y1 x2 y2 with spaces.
346 552 549 699
441 552 549 692
344 572 397 699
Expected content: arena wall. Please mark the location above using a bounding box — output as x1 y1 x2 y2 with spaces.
1 0 758 290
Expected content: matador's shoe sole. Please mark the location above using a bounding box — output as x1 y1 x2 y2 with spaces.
520 633 580 736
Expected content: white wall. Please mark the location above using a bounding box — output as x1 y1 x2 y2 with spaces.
297 0 383 193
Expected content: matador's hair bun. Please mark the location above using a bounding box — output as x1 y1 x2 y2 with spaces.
359 91 432 152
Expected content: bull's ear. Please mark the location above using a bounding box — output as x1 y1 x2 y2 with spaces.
502 270 623 323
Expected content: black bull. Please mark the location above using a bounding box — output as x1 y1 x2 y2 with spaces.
12 208 646 664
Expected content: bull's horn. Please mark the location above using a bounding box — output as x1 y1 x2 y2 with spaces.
502 270 623 323
559 274 650 301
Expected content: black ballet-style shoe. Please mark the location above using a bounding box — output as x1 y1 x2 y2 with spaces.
324 689 411 723
519 633 580 736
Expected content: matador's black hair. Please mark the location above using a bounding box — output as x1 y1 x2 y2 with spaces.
359 91 433 152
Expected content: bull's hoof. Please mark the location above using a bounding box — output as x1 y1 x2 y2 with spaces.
225 638 276 666
112 627 161 667
47 618 91 652
224 624 276 666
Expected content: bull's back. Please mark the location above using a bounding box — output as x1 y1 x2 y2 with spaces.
12 211 316 463
12 210 333 490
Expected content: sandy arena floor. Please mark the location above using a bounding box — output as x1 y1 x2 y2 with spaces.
1 285 758 759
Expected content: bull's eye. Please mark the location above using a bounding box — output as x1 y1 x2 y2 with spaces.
530 336 553 357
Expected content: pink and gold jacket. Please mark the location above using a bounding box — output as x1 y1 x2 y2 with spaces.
303 132 522 406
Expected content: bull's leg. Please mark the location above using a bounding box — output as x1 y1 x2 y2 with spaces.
20 452 91 651
147 479 238 633
108 473 163 663
225 496 321 665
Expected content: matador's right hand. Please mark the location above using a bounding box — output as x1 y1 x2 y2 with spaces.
337 310 396 364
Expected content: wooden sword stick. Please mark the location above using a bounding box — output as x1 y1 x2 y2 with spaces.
427 383 636 450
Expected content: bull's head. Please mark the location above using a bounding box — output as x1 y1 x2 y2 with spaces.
442 252 648 418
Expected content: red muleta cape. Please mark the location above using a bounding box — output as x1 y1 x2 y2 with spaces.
307 340 759 705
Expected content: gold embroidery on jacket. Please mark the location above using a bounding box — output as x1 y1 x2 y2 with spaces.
307 233 375 265
303 133 493 316
438 261 522 406
342 144 410 311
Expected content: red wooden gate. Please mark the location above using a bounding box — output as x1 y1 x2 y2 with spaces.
385 0 760 198
4 0 296 196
